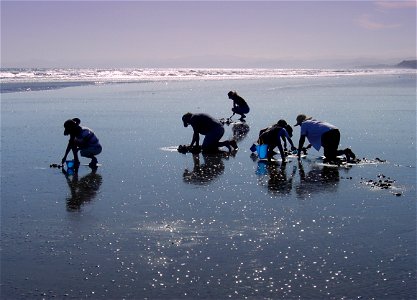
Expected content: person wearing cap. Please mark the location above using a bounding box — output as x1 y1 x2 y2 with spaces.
294 114 356 163
258 119 297 162
182 112 238 153
61 118 102 169
228 91 250 121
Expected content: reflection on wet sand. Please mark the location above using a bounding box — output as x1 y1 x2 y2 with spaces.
256 161 297 195
266 162 297 195
295 162 340 198
255 160 341 197
183 153 227 185
62 168 103 211
231 121 250 141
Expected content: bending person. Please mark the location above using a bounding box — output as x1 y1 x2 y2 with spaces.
182 112 238 153
228 91 250 121
62 118 102 169
294 114 355 163
258 119 297 162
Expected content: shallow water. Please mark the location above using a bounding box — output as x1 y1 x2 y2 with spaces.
1 74 416 299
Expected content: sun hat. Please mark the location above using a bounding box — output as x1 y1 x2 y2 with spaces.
294 114 311 126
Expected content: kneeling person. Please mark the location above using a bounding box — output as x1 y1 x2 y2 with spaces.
182 112 237 153
259 119 297 162
294 114 356 163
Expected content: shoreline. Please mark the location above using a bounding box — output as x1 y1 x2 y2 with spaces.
1 67 415 94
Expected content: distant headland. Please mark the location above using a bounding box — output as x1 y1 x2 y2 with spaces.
396 60 417 69
358 59 417 69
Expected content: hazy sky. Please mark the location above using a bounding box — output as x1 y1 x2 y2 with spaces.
1 0 416 68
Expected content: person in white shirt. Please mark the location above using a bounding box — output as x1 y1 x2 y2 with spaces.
294 114 355 163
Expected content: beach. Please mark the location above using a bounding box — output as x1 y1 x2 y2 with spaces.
1 69 416 299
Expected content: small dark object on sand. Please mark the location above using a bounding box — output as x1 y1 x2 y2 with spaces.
50 163 62 169
177 145 189 154
177 145 201 154
219 118 233 125
361 174 401 193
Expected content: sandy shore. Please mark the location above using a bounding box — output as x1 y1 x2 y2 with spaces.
1 75 415 299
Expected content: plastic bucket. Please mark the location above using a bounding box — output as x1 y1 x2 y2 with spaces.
66 160 75 169
256 144 268 159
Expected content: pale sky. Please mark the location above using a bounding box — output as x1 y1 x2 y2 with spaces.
1 0 416 68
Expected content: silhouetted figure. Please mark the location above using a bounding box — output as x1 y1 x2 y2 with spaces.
182 112 238 153
62 118 102 169
228 91 250 121
258 120 297 162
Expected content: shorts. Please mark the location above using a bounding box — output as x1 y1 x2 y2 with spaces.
80 144 102 158
232 105 250 115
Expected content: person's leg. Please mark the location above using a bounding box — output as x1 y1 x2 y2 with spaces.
80 145 102 168
327 130 356 162
232 106 249 120
322 129 340 162
202 127 225 153
267 143 278 160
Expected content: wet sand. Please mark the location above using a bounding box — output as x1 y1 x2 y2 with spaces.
1 75 416 299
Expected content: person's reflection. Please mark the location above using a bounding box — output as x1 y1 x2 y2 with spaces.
183 153 226 185
232 121 250 142
266 162 297 195
295 161 340 198
62 167 102 211
256 161 296 195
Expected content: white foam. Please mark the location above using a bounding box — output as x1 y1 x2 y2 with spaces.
1 67 415 83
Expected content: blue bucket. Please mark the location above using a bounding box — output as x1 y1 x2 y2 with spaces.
66 160 75 169
256 144 268 159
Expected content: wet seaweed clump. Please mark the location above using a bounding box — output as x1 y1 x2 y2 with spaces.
361 174 402 196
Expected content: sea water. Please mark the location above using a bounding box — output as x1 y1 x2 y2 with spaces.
1 69 416 299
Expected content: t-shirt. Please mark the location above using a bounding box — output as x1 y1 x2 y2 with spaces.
74 127 100 149
188 114 223 135
300 119 337 150
233 95 249 108
260 125 290 144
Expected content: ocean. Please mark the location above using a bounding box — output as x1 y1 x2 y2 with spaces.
1 68 416 299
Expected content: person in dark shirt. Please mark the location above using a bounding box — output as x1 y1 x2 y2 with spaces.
228 91 250 121
259 120 294 152
258 119 297 162
62 118 102 169
182 112 238 153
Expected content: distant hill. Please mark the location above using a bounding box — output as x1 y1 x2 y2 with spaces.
396 60 417 69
